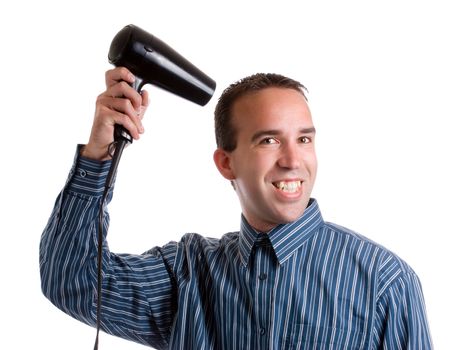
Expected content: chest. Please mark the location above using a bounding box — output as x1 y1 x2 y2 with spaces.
175 241 376 349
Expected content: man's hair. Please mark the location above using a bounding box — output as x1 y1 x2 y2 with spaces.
214 73 308 152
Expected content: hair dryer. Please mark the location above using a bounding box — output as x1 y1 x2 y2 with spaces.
108 24 216 143
104 23 216 184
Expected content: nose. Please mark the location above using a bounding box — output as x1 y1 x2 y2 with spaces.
277 143 301 169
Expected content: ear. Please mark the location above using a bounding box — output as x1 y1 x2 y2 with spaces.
213 148 236 180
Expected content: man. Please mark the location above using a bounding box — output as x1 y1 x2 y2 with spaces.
40 67 433 349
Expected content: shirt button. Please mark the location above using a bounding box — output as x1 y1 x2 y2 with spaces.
79 169 87 178
259 328 266 335
259 273 267 281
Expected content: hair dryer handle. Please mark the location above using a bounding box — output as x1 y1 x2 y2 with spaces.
113 76 145 144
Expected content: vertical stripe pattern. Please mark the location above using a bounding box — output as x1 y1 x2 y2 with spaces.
40 150 433 349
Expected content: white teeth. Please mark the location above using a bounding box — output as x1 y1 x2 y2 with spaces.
274 181 302 193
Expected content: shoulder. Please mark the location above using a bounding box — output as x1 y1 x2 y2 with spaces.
172 232 241 282
323 222 412 267
321 222 417 290
146 231 240 260
179 231 239 248
174 231 240 260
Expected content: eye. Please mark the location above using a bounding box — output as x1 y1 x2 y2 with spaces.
299 136 312 144
260 137 279 145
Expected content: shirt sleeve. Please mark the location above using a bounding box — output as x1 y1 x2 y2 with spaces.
372 266 433 349
39 146 178 349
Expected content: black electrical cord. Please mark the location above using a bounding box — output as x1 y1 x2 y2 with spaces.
93 129 131 350
94 186 108 350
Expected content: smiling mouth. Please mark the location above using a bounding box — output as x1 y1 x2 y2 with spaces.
272 180 302 193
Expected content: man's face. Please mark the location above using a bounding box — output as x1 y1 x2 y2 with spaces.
216 87 317 232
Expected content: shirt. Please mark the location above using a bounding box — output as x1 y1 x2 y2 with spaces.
40 149 433 349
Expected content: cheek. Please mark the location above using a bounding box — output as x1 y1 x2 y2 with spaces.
236 158 274 192
233 149 285 183
312 156 318 172
305 151 318 170
254 156 278 179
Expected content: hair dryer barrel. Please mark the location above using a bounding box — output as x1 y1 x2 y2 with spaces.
108 24 216 106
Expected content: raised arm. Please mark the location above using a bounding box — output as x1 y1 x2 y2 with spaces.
39 68 178 348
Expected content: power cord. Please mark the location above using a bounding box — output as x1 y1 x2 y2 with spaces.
94 128 131 350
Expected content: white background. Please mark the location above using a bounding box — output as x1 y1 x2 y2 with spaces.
1 0 465 348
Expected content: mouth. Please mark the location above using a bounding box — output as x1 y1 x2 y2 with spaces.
272 180 303 193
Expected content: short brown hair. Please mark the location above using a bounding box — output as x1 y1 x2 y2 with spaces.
214 73 308 152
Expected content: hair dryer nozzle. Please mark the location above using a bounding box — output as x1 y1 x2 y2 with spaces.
108 24 216 106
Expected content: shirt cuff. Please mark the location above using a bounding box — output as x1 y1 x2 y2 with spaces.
66 145 113 197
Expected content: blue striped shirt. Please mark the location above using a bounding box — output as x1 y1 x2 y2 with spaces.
40 150 432 349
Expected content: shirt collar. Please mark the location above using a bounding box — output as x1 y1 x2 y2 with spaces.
238 199 324 267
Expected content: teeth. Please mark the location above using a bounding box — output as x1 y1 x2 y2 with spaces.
273 181 302 193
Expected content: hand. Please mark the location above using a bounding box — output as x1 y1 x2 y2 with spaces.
81 67 150 160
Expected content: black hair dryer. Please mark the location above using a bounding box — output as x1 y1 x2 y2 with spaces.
108 24 216 143
103 24 216 191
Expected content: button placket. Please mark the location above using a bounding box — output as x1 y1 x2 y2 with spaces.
252 234 274 349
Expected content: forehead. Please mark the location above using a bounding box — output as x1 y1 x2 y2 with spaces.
231 87 313 134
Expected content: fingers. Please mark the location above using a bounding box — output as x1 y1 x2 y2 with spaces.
139 90 150 120
102 67 149 137
105 67 135 89
101 104 142 141
83 67 150 161
103 67 150 127
105 75 143 109
96 95 140 132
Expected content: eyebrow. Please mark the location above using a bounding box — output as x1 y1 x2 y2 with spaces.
251 127 316 143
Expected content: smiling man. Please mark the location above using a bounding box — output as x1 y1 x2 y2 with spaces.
214 86 317 233
40 69 433 349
